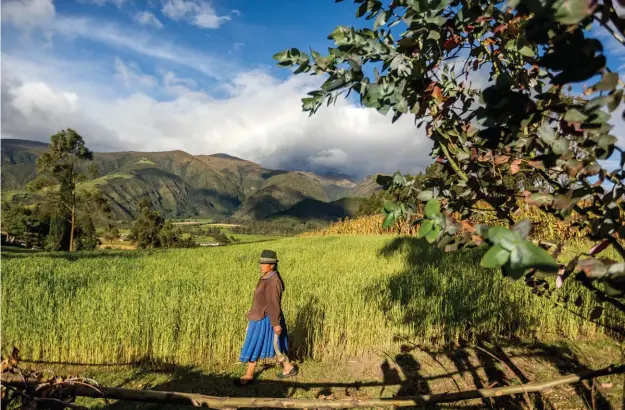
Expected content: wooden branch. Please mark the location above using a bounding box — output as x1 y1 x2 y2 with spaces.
2 364 624 409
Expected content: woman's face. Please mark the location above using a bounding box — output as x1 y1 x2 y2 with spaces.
260 263 274 274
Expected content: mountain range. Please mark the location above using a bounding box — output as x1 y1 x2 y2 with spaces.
1 139 381 221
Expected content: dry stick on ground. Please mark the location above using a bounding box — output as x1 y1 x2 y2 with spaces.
474 345 533 410
3 364 624 409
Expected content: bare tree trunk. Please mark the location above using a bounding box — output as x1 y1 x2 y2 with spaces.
69 203 76 253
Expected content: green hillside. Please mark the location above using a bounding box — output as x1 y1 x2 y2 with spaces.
1 139 375 220
1 139 49 189
267 196 364 222
233 172 331 219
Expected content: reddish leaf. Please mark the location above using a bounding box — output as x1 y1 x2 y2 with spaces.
493 24 507 33
460 220 476 232
525 160 545 170
432 85 443 102
476 16 492 23
471 148 478 160
564 159 584 178
553 194 574 210
477 151 493 162
494 155 510 165
526 192 553 206
472 234 484 245
511 159 522 175
472 60 480 71
577 258 606 277
443 38 458 50
589 239 610 256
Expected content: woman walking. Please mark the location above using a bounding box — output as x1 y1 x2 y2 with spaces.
237 250 297 386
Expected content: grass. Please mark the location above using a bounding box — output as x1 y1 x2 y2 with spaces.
2 236 622 369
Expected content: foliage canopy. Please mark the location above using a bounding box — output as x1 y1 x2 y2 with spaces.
275 0 625 307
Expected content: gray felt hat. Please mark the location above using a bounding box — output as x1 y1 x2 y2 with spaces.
258 249 278 264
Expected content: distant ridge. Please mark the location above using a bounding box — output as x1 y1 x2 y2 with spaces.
1 138 379 221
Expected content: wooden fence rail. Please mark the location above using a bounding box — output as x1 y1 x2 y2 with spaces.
2 364 624 409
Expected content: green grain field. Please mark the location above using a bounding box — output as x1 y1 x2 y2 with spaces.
1 236 620 367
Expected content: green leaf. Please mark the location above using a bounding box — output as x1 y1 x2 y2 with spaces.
427 15 447 26
425 224 441 243
428 30 441 41
528 192 553 206
424 199 441 219
392 172 407 186
552 139 569 155
356 1 370 18
302 97 316 111
419 220 434 238
481 244 511 269
273 50 290 63
488 227 521 251
608 89 623 112
513 241 559 273
538 124 556 144
417 190 434 201
519 46 534 57
553 0 592 25
564 108 588 122
374 9 388 29
598 134 617 150
382 212 395 230
311 49 326 66
594 72 619 91
383 200 399 213
512 219 532 239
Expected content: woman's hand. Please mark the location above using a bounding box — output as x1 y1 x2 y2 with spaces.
273 325 282 335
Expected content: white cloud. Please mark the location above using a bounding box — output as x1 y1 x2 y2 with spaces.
1 71 126 151
113 58 158 89
78 0 128 7
1 54 432 177
308 149 350 168
134 11 164 29
44 15 235 80
161 71 197 95
161 0 231 29
1 0 55 29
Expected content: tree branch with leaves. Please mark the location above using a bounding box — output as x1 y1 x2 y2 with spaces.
275 0 625 310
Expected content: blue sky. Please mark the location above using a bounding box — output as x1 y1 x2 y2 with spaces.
1 0 624 178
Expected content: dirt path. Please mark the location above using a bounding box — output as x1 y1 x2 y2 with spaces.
18 337 623 409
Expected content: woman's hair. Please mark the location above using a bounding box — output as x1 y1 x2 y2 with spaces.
273 263 285 290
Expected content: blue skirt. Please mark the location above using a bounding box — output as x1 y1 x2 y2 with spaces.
239 315 289 363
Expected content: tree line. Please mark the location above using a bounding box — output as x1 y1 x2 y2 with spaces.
2 130 202 251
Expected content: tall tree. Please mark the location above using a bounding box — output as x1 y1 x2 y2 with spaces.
103 223 121 247
130 198 165 249
31 129 95 252
276 0 625 307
